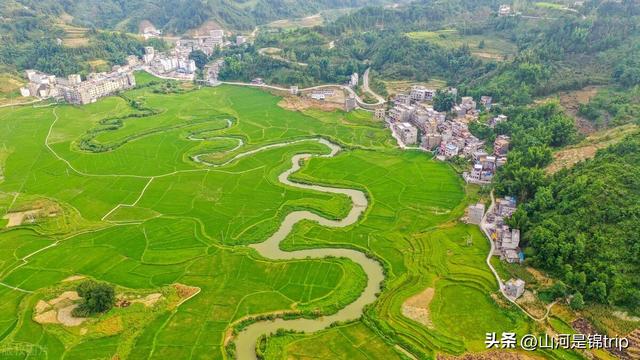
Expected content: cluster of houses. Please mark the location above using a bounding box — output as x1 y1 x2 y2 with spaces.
139 45 197 80
472 196 522 264
142 30 246 81
378 86 510 181
378 85 513 184
467 196 525 299
20 67 136 105
18 29 248 104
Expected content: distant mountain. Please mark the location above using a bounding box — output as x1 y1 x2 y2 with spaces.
8 0 399 34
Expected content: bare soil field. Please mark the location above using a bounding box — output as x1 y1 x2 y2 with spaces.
401 287 435 327
546 124 639 174
2 209 42 227
278 94 345 112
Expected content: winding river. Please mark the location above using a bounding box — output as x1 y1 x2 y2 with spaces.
198 137 384 359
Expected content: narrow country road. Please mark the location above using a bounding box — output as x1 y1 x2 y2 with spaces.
219 69 386 110
361 68 385 104
480 190 555 322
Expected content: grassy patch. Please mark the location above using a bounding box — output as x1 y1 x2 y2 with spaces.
406 30 517 61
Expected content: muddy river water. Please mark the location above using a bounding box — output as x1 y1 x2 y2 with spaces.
229 139 384 359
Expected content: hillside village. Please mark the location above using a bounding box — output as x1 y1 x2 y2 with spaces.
19 29 244 104
376 84 527 298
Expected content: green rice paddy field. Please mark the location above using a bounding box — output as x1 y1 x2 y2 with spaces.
0 73 539 359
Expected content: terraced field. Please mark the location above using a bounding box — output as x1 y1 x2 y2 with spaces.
0 73 533 359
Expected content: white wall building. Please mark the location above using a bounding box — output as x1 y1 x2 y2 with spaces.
394 122 418 145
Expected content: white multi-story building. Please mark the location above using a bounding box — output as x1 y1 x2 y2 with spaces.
410 86 436 102
143 46 155 64
504 279 525 299
350 73 359 87
394 122 418 145
58 70 136 105
468 203 485 224
389 104 415 122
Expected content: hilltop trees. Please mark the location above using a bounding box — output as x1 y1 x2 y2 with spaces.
72 280 115 317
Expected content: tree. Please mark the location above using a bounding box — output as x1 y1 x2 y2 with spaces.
73 280 115 317
189 50 208 70
570 292 585 310
433 90 457 112
478 39 486 49
548 281 568 299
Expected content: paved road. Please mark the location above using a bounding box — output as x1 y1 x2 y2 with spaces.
220 68 386 110
361 68 385 104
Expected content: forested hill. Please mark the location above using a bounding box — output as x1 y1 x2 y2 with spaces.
7 0 396 33
323 0 500 35
521 134 640 309
320 0 640 105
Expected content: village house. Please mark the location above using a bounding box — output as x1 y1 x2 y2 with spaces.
497 196 517 217
393 93 411 106
142 25 162 39
489 114 508 128
350 73 359 87
498 4 513 16
393 122 418 145
410 86 436 102
422 133 442 150
389 103 415 123
480 96 493 109
468 203 485 225
504 279 525 299
204 60 224 85
494 135 511 156
345 95 357 112
374 107 386 120
443 143 459 158
236 36 247 46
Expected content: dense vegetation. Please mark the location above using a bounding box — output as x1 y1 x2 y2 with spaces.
0 1 169 76
6 0 394 33
578 87 640 129
72 280 116 316
218 27 485 86
521 134 640 310
470 102 577 203
465 0 640 104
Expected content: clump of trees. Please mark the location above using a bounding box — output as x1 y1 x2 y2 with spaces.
72 280 115 317
479 102 577 203
189 50 208 70
433 90 457 112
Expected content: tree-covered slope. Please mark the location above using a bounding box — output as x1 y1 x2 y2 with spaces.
522 134 640 309
9 0 397 33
